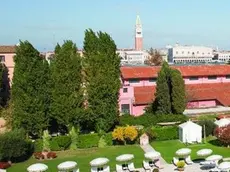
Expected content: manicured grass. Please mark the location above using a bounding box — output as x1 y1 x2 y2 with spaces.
151 138 230 163
8 145 144 172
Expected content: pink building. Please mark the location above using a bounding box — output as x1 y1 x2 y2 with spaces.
0 46 16 85
119 65 230 116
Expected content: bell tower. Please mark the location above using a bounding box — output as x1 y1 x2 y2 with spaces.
135 15 143 51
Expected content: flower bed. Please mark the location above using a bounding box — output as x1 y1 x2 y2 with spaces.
34 152 45 160
47 152 57 159
0 162 11 169
34 152 57 160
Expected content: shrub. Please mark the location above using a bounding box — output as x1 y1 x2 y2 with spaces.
69 126 78 150
119 114 187 127
124 126 138 142
177 161 185 168
42 130 51 151
47 152 57 159
198 120 216 137
98 136 107 148
214 125 230 146
33 152 44 160
78 134 100 148
34 139 43 152
104 132 113 146
50 139 61 151
0 162 11 169
0 129 33 162
152 169 159 172
153 126 178 141
53 136 71 150
112 127 125 142
144 127 157 141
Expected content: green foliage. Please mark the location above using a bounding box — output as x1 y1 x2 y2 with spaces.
11 41 50 136
198 120 216 137
0 63 10 107
177 161 185 168
50 41 83 130
69 126 78 150
78 133 100 148
104 132 113 146
42 130 51 151
53 135 71 150
50 139 61 151
144 127 157 141
170 69 186 114
153 126 178 141
83 29 120 132
34 139 43 152
153 62 171 114
98 136 107 148
119 114 188 127
0 129 33 162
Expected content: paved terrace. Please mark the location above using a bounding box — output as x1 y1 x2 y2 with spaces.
184 106 230 115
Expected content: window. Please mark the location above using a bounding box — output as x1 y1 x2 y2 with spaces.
121 104 130 114
226 75 230 79
129 79 140 83
189 76 199 81
149 78 157 82
208 76 217 80
123 88 128 93
0 56 5 62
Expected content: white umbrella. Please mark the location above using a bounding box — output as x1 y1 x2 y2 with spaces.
215 118 230 127
197 149 213 157
176 148 191 157
27 163 48 172
218 162 230 170
90 158 109 167
58 161 77 170
206 155 223 161
144 152 161 160
116 154 134 162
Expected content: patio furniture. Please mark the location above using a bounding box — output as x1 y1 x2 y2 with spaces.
90 157 110 172
206 155 223 166
144 151 163 169
218 162 230 172
154 159 163 169
116 164 125 172
103 165 110 172
197 149 213 157
175 148 191 158
127 162 136 172
185 155 193 165
172 157 179 166
116 154 134 172
200 161 216 169
142 160 153 172
57 161 79 172
27 163 48 172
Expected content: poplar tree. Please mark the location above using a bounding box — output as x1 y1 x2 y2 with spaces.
171 69 186 114
11 41 49 136
50 41 83 131
83 29 120 132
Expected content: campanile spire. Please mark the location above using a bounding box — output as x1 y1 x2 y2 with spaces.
135 15 143 51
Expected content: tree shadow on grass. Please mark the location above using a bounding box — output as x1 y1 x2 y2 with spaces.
208 139 222 147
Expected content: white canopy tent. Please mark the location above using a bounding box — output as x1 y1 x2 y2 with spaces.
179 121 202 144
214 118 230 127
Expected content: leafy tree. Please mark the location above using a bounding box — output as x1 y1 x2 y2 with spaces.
0 64 10 107
11 41 50 136
145 48 163 66
83 29 120 132
153 62 171 114
50 41 83 132
171 69 186 114
198 120 216 137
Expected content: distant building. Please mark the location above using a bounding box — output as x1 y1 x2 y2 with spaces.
168 45 214 64
216 51 230 63
0 45 16 85
135 15 143 51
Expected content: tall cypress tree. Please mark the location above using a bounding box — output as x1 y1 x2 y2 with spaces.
50 41 83 132
171 69 186 114
83 29 120 132
11 41 49 136
153 62 171 114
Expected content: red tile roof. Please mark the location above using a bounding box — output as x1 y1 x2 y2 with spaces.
134 83 230 106
0 46 16 53
121 65 230 79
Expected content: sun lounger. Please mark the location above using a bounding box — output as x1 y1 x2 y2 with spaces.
142 160 153 172
172 157 179 166
128 162 136 172
185 155 193 165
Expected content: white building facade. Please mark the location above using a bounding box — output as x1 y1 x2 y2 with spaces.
168 45 214 64
216 51 230 62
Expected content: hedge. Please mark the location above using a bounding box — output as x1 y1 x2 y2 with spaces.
78 134 100 148
119 114 188 127
153 126 178 141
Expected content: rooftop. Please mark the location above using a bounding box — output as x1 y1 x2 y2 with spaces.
0 45 16 53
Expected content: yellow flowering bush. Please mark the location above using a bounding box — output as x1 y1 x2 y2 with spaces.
124 126 138 141
112 127 125 142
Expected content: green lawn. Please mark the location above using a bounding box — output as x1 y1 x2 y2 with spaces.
8 145 144 172
151 138 230 163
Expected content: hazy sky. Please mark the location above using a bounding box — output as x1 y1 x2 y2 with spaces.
1 0 230 51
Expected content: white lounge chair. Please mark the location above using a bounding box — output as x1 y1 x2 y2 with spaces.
185 155 193 165
116 164 126 172
209 167 221 172
91 167 98 172
142 160 152 172
200 161 216 169
154 159 163 169
128 162 136 172
172 157 179 166
103 165 110 172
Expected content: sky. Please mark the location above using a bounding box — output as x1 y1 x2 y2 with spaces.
1 0 230 51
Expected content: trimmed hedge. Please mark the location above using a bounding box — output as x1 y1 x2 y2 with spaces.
78 134 100 148
53 136 71 150
119 114 187 127
153 126 178 141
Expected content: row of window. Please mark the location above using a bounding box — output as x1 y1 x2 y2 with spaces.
0 56 5 62
127 75 230 84
175 51 211 55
